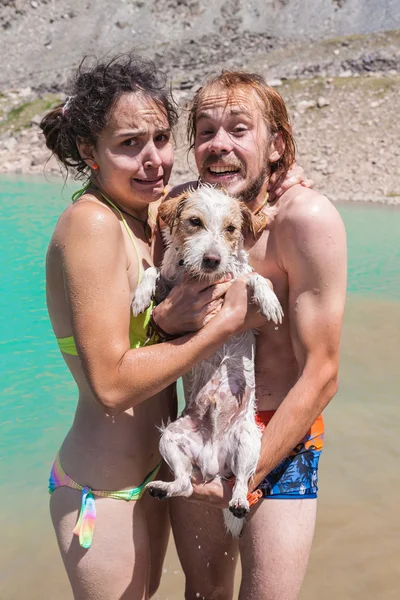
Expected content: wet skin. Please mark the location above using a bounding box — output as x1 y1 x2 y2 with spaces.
164 86 346 600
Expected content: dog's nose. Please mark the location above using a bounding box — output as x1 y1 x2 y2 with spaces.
202 254 221 270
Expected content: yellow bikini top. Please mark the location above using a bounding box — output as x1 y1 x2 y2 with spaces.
56 186 158 356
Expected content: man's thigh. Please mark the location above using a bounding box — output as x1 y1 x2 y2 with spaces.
141 462 172 597
170 497 239 600
239 498 317 600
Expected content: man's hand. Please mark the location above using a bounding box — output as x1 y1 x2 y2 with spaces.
152 274 233 336
189 469 233 509
268 162 313 201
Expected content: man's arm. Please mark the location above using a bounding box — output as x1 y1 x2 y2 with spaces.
250 190 347 489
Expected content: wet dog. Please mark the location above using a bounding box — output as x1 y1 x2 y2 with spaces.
132 184 283 535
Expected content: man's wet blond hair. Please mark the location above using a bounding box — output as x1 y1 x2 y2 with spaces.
187 71 296 176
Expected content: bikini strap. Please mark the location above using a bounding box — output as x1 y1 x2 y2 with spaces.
71 183 143 284
71 182 91 203
95 190 144 284
148 209 157 225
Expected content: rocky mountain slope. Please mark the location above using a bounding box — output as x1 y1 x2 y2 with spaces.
0 1 399 203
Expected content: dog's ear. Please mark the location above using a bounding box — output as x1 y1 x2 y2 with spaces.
158 193 189 233
240 203 258 238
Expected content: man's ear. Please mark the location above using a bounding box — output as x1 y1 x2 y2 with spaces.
158 192 189 233
76 137 97 169
240 203 257 238
268 131 285 164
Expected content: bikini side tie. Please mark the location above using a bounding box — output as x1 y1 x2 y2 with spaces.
73 486 96 549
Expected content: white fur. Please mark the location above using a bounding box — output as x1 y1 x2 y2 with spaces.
132 185 283 536
131 267 159 315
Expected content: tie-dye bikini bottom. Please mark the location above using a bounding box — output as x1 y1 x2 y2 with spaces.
49 453 161 549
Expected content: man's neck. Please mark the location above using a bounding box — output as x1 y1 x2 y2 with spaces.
243 180 270 214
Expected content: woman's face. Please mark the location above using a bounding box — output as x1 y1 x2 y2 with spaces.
89 92 174 210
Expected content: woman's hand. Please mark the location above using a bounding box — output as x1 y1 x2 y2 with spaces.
268 162 313 201
152 275 233 336
153 273 276 339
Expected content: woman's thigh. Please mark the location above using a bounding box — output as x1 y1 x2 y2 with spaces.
50 487 151 600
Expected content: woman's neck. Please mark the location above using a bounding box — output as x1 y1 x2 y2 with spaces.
89 182 149 222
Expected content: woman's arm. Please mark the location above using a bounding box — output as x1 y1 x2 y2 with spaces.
59 201 261 415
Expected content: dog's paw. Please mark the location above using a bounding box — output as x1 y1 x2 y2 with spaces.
247 274 284 325
131 267 160 316
131 289 153 316
257 286 284 325
146 481 169 500
229 497 250 519
131 298 151 317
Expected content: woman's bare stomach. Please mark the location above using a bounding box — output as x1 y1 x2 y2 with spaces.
57 387 175 491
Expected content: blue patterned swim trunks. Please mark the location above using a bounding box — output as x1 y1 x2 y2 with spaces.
255 411 324 500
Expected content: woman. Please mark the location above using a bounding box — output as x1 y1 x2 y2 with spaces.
41 54 263 599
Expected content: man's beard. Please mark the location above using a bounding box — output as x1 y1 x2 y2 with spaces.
199 154 269 205
235 162 269 205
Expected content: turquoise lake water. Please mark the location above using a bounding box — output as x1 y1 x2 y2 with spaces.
1 174 399 599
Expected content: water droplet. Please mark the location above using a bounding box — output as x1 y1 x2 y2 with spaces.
198 545 201 549
224 551 228 556
274 326 279 331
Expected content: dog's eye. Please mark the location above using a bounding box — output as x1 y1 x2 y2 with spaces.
189 217 202 227
226 225 236 233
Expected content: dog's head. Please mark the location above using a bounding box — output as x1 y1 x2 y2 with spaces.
159 184 257 280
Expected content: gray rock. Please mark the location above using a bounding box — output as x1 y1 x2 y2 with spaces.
31 151 49 166
317 97 330 108
18 87 32 98
180 79 194 90
296 100 317 113
2 137 18 151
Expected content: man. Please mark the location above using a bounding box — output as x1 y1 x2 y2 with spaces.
154 71 347 599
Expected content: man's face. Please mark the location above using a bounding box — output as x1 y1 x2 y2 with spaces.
194 87 273 204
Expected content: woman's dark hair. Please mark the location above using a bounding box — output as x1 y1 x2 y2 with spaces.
40 53 178 178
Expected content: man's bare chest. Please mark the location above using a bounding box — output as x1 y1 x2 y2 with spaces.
245 228 288 306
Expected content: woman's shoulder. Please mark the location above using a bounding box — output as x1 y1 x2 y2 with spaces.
52 193 121 248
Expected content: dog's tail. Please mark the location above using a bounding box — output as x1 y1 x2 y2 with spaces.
223 509 244 538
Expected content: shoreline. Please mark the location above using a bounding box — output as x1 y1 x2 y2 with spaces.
1 171 399 207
